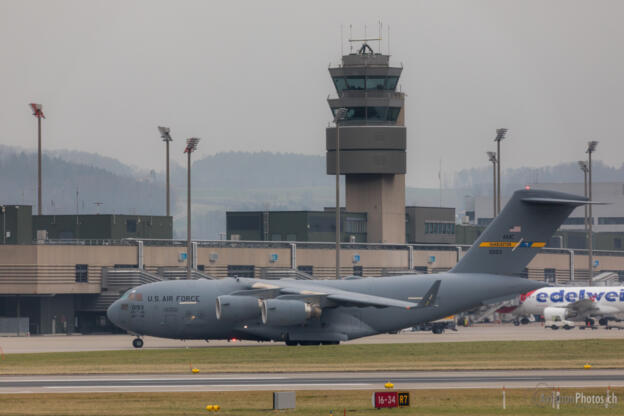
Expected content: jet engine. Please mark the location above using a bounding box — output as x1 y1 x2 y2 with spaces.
261 299 322 326
543 306 569 322
215 295 261 321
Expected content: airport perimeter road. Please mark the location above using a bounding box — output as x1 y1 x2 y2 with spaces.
1 324 623 354
1 370 623 393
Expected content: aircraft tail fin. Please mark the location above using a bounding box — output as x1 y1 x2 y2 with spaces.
451 189 589 276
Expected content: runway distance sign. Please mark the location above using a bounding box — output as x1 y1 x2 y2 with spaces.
371 391 410 408
372 392 397 408
398 392 410 407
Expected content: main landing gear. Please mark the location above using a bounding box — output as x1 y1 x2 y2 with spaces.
285 340 340 346
132 337 144 348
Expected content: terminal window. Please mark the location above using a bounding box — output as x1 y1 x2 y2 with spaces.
424 222 455 235
75 264 88 283
297 265 313 275
126 219 137 233
227 265 254 278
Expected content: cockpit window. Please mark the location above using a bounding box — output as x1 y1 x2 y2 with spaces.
120 289 142 301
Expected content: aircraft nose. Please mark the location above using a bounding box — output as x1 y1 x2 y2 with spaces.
106 300 121 326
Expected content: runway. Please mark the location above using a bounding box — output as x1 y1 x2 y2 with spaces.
2 323 623 354
1 370 623 393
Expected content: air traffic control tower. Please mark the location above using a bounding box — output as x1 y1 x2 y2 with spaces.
326 43 406 243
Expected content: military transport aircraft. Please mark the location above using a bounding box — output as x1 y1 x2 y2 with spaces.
107 189 590 347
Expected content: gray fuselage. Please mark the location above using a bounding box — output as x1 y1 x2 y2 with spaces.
107 273 543 343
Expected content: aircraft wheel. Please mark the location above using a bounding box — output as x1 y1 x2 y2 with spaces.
513 320 520 326
132 338 144 348
520 318 530 325
299 341 321 346
551 326 559 330
563 325 572 330
599 318 608 326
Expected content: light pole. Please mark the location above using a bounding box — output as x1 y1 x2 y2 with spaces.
578 160 588 237
494 128 508 215
487 151 497 220
333 108 348 280
586 140 598 282
184 137 200 280
1 205 5 244
158 126 173 217
29 103 45 215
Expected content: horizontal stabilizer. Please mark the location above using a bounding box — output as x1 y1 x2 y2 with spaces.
522 197 605 206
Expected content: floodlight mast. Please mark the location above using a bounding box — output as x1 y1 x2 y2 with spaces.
158 126 173 217
586 140 598 283
30 103 45 215
184 138 200 280
493 128 508 215
578 160 589 239
487 151 497 219
334 108 347 280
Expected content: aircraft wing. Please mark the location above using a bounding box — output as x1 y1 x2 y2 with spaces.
232 279 441 309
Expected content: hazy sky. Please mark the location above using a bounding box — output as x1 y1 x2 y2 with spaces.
1 1 623 187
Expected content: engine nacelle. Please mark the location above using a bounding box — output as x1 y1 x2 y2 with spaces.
261 299 321 326
215 295 261 322
543 306 569 322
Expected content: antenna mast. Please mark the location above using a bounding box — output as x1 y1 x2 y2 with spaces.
340 24 344 57
378 20 382 54
349 25 353 53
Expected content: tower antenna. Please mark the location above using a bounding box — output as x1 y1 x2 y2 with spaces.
387 25 391 55
340 24 344 57
378 20 382 54
349 25 353 53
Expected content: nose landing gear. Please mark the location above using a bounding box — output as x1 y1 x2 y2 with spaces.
132 337 144 348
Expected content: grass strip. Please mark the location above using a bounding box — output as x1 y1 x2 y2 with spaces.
1 339 622 375
1 388 623 416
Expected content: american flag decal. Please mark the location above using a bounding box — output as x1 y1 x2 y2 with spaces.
509 225 521 232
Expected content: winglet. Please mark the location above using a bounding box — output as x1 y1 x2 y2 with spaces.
416 280 441 308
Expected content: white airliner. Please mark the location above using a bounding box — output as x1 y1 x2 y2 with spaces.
510 286 624 329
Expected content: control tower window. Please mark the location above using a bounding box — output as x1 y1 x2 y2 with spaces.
345 76 365 90
386 76 399 90
345 107 366 121
366 77 386 90
366 107 388 121
332 77 347 93
387 107 401 122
